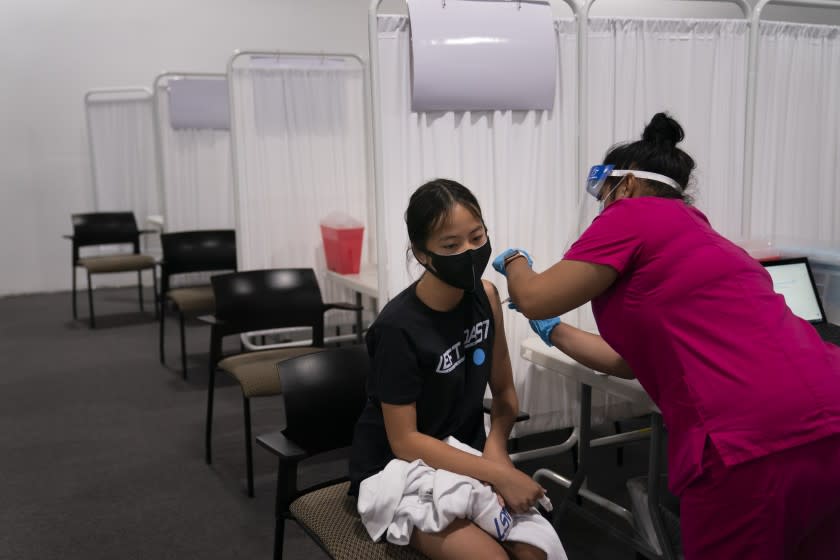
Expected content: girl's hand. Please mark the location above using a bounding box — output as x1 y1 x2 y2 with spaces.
492 466 547 514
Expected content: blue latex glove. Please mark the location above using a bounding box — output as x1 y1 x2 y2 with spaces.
492 248 534 276
529 317 561 347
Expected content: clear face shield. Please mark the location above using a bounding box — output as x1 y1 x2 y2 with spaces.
586 164 681 204
586 164 617 200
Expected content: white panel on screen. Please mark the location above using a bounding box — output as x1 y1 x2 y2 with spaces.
168 78 230 130
408 0 556 112
247 54 359 70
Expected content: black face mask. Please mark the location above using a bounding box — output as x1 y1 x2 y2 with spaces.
423 239 492 292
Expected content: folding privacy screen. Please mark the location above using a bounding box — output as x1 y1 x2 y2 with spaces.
153 73 235 233
584 18 750 239
84 88 160 236
749 20 840 243
227 51 373 332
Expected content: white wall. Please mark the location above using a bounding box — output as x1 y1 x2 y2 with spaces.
0 0 838 296
0 0 370 296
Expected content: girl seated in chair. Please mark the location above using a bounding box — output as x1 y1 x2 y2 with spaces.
349 179 565 560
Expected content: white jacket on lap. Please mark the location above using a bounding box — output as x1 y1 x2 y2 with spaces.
357 437 567 560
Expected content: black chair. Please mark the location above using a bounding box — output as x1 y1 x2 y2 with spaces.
257 346 428 560
159 230 236 378
258 349 533 560
201 268 361 497
64 212 157 328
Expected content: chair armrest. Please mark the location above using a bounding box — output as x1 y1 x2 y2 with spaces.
257 430 308 462
62 234 74 240
259 431 310 513
322 302 364 313
197 314 225 326
483 397 530 423
138 228 158 235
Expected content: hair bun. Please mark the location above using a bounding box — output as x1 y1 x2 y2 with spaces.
642 112 684 147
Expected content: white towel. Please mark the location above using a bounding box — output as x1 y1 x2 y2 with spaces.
357 437 567 560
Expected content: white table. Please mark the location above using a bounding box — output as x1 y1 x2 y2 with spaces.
519 337 675 560
324 264 378 343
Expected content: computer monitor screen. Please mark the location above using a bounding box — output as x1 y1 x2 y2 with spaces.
764 262 824 323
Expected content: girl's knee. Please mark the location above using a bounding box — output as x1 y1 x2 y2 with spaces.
409 519 509 560
486 546 512 560
504 541 547 560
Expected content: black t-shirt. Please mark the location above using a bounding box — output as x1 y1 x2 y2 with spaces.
347 281 495 495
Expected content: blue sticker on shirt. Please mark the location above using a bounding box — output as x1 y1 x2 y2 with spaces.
472 348 486 366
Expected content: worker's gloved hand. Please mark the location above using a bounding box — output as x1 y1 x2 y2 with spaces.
530 317 561 347
492 248 534 276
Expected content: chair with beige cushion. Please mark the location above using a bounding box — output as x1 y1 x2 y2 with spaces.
202 268 361 497
257 346 429 560
258 352 533 559
159 230 236 378
65 212 157 328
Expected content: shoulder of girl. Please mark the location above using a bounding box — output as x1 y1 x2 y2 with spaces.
481 278 499 300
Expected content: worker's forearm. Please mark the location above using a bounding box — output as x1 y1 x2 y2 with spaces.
506 258 541 315
551 322 635 379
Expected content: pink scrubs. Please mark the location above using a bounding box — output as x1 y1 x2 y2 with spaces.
564 197 840 558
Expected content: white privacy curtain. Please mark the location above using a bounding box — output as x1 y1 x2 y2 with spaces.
378 16 651 435
229 55 370 327
376 14 840 435
750 21 840 245
585 18 749 241
155 77 235 233
86 91 160 232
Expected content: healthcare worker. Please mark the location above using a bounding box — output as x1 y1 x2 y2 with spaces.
349 179 565 560
494 113 840 559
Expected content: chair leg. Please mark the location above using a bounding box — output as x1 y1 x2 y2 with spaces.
244 395 255 498
137 270 144 312
615 421 624 467
205 363 216 465
179 311 187 379
159 298 166 365
87 271 96 329
570 443 583 506
72 265 78 319
151 268 159 319
274 516 286 560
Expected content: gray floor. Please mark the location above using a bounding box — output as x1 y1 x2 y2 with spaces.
0 287 662 559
